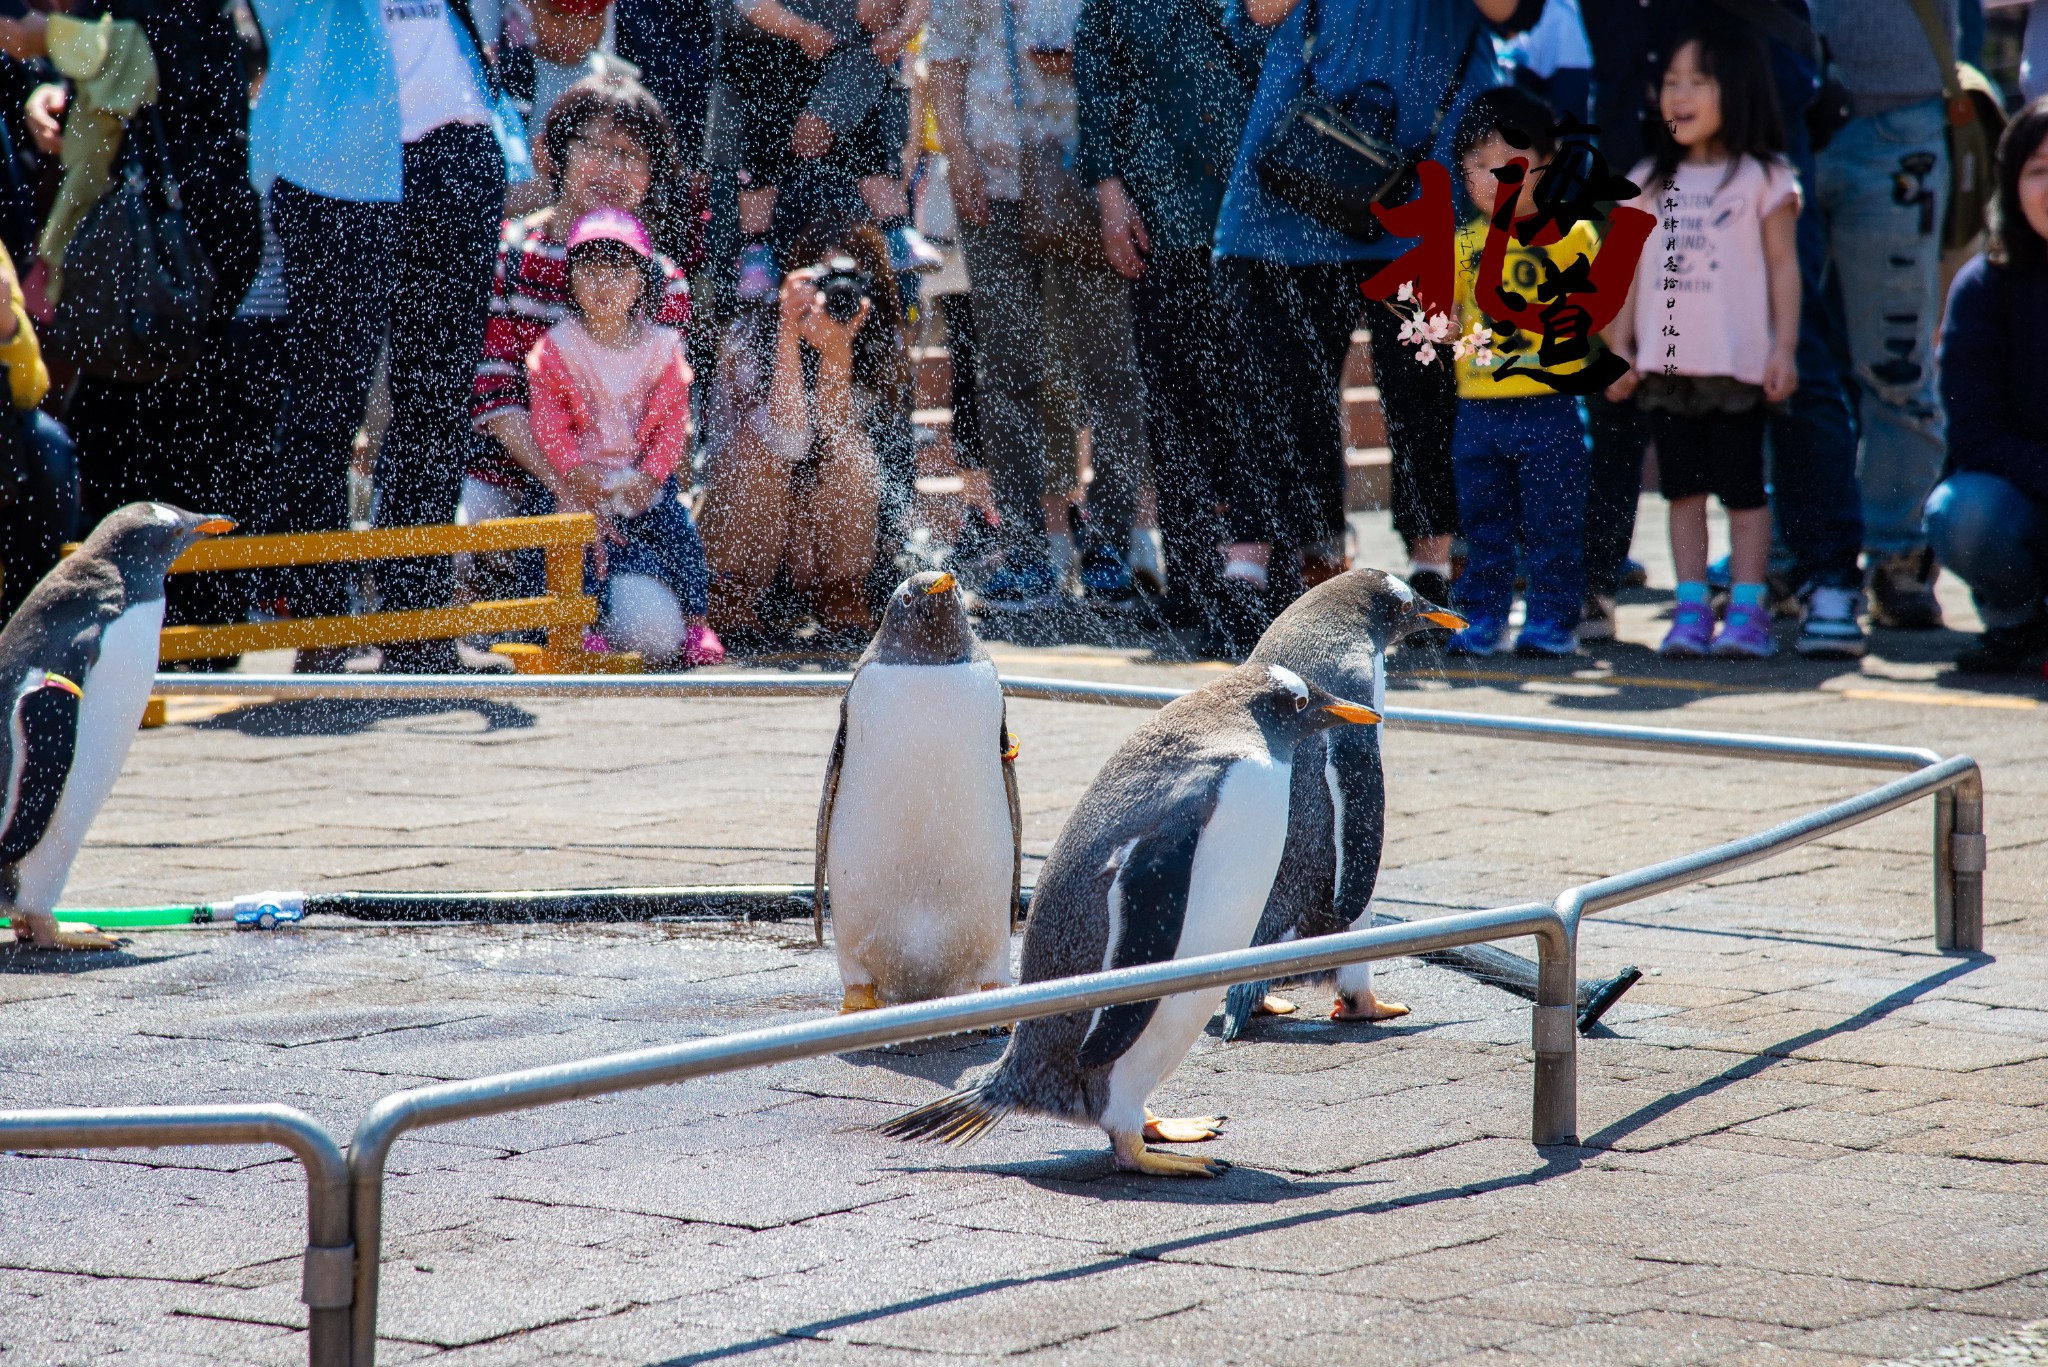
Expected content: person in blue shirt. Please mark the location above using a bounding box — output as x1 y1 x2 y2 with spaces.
1075 0 1266 646
1929 99 2048 675
1209 0 1539 644
254 0 513 670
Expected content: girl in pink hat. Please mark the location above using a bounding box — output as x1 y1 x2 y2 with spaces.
528 207 724 666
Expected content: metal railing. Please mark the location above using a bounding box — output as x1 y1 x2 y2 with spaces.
5 672 1987 1367
0 1104 353 1367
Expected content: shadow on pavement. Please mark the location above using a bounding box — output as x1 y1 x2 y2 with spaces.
1583 954 1988 1151
195 697 537 737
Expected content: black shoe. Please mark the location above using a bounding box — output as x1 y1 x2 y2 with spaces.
1955 618 2048 674
1407 568 1453 609
1866 548 1945 630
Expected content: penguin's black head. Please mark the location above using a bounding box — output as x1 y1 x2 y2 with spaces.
1245 664 1381 739
82 503 237 598
873 571 977 665
1318 568 1467 651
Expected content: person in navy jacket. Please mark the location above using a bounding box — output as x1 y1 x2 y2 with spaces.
1930 97 2048 674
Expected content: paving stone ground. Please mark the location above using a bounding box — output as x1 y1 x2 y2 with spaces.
2 504 2046 1367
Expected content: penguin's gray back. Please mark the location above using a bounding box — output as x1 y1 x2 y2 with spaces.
987 682 1292 1121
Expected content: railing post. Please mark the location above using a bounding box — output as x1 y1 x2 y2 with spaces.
1937 765 1986 953
541 539 583 669
1532 910 1579 1146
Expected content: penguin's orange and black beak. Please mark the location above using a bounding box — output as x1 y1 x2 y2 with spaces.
1420 608 1467 629
194 517 237 536
924 572 957 596
1321 701 1381 725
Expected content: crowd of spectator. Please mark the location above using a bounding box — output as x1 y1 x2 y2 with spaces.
0 0 2041 679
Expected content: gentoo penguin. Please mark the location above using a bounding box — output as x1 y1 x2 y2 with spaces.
815 570 1021 1011
880 662 1380 1176
2 503 234 950
1219 569 1464 1036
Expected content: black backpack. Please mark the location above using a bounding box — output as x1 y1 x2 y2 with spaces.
46 105 216 384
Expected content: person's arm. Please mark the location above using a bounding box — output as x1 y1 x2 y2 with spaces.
1244 0 1295 27
734 0 838 59
927 57 988 226
0 244 46 410
482 411 565 493
1601 272 1639 402
1940 260 2048 509
635 349 693 486
763 275 817 457
870 0 926 64
1760 194 1800 404
525 339 584 478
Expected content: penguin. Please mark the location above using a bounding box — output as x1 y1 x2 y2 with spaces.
815 570 1022 1012
879 662 1380 1177
2 502 235 950
1219 569 1465 1036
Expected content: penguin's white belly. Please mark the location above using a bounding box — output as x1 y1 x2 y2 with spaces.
1101 755 1293 1133
12 601 164 914
828 660 1013 1001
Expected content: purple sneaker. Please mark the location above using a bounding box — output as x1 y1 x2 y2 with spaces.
1659 602 1714 658
1712 602 1776 658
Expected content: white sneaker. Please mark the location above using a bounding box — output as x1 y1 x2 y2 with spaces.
1796 585 1868 659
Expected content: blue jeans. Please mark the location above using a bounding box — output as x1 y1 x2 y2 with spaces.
1816 100 1949 555
1451 395 1588 630
1924 473 2048 629
589 478 712 619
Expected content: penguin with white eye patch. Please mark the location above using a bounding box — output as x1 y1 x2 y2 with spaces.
815 570 1022 1011
1220 569 1466 1035
879 662 1380 1177
2 503 236 950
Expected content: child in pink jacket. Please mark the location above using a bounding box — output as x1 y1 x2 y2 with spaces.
529 209 723 666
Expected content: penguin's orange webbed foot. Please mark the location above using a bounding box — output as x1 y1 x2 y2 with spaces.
1253 993 1297 1017
21 919 119 951
1144 1110 1225 1144
1331 993 1410 1022
839 984 881 1013
1113 1133 1226 1177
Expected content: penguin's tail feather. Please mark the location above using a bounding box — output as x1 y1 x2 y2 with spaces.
1220 980 1270 1041
875 1085 1012 1147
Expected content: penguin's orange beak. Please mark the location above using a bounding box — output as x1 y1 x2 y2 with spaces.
194 518 237 536
1321 701 1381 725
1421 608 1466 629
924 572 957 596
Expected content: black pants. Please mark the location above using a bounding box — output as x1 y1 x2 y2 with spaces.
273 122 503 616
1217 258 1457 550
0 412 78 620
1129 248 1230 620
1583 393 1645 596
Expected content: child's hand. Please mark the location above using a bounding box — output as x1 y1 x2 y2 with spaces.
616 471 663 518
557 464 606 513
870 22 914 63
1763 347 1799 404
792 113 834 160
1604 367 1641 404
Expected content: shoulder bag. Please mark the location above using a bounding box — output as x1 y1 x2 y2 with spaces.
47 106 216 384
1905 0 2004 253
1253 0 1475 244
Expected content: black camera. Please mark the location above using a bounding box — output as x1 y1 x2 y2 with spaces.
815 255 872 323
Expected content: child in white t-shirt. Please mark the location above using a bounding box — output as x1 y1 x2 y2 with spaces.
1603 26 1802 659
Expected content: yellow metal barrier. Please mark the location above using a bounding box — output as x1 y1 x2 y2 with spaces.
145 514 635 676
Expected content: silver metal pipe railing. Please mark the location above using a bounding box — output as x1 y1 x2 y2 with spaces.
32 672 1981 1367
344 903 1572 1367
0 1104 354 1367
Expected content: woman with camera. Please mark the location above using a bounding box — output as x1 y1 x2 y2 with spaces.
697 213 910 652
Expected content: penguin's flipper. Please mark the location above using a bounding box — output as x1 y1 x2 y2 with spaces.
1001 706 1021 933
0 675 82 867
1075 801 1214 1071
814 700 849 947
